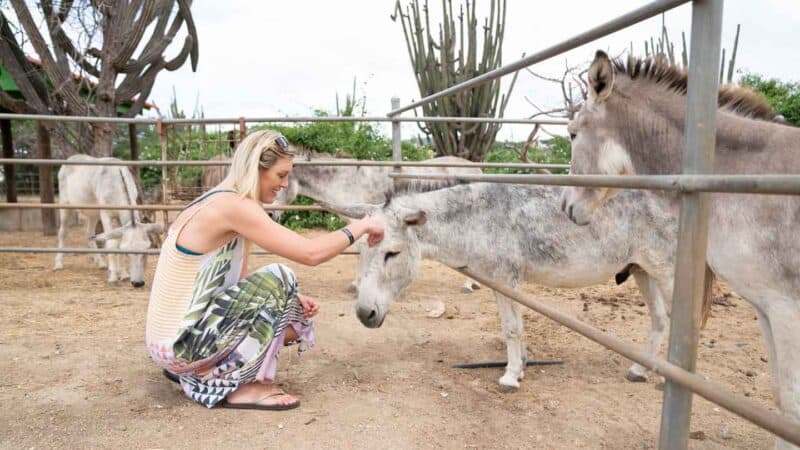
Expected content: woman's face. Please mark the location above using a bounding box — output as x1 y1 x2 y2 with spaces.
259 157 293 203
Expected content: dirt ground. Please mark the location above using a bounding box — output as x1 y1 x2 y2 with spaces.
0 228 779 449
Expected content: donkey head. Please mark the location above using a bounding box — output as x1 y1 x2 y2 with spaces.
323 200 427 328
562 50 635 225
93 222 163 288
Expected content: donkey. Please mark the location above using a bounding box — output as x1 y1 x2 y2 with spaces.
55 154 163 287
324 182 707 390
275 147 485 293
561 51 800 449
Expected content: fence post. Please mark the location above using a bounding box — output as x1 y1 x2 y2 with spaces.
128 123 145 206
658 1 723 449
157 120 169 226
1 119 16 203
391 97 402 180
36 122 56 235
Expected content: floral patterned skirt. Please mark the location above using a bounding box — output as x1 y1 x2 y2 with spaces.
148 263 314 408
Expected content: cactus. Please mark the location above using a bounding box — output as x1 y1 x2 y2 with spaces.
634 15 741 84
392 0 516 161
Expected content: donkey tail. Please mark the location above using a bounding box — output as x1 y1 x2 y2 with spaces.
119 166 141 222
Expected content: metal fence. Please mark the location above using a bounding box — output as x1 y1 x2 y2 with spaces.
384 1 800 449
1 1 799 448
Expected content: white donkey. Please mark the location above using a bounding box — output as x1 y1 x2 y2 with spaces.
55 154 162 287
562 51 800 449
324 183 711 390
274 148 484 292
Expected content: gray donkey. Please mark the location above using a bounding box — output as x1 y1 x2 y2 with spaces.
324 183 707 390
562 51 800 449
275 148 484 292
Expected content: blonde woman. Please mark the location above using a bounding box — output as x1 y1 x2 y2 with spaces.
145 130 384 410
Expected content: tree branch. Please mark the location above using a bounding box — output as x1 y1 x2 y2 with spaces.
9 0 90 115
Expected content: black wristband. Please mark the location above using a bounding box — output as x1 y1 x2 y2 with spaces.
341 227 355 245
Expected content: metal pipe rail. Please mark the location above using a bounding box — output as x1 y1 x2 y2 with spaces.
0 113 567 126
388 0 690 116
0 158 569 170
0 247 360 255
457 268 800 446
388 173 800 195
0 203 326 211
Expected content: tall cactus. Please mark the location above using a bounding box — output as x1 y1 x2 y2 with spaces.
392 0 516 161
640 15 740 84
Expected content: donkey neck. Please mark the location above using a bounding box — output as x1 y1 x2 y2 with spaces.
395 184 523 270
292 164 386 204
614 81 799 175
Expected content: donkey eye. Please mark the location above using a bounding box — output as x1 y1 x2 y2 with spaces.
384 251 400 263
569 132 577 140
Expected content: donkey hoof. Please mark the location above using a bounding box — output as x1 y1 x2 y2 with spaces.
460 286 474 294
54 264 63 271
107 280 119 287
498 375 520 392
498 382 519 393
470 282 481 290
625 371 648 383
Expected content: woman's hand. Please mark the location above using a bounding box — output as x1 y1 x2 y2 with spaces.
357 217 385 246
298 293 319 319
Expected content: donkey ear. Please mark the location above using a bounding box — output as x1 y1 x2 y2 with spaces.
92 226 125 245
318 200 378 219
401 209 427 227
588 50 615 103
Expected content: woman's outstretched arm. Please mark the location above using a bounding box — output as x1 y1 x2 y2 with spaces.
221 196 383 267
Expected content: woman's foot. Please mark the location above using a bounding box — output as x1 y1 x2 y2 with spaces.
222 382 300 410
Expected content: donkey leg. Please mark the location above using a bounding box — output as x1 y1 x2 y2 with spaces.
54 208 69 270
85 215 106 269
494 289 526 391
759 297 800 450
627 271 669 382
99 211 119 285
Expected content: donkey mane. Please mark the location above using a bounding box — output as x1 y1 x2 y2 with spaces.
384 178 466 207
613 55 780 122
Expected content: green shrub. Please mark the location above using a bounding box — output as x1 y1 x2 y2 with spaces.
740 72 800 125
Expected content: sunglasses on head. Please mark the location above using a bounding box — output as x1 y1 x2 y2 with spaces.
274 135 289 151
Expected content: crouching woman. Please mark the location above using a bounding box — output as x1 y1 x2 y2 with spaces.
145 130 384 410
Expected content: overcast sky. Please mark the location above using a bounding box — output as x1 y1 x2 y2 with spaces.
146 0 800 141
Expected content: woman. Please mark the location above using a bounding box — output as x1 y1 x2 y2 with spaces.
145 130 384 410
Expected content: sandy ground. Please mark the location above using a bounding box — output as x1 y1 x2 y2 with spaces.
0 228 779 449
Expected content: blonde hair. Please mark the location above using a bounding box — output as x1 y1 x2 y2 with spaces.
219 130 294 200
218 130 294 253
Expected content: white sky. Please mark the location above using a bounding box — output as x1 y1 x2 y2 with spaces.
146 0 800 141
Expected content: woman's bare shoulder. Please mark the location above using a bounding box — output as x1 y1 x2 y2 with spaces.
211 193 264 220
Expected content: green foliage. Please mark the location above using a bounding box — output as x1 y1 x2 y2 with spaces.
279 195 349 231
483 137 571 174
740 72 800 125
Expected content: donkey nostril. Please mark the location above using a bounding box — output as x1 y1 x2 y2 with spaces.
567 204 574 219
132 281 145 288
368 310 376 320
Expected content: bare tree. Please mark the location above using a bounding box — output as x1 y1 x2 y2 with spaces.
0 0 198 157
392 0 517 161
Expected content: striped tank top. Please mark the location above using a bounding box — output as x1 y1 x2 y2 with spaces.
145 190 243 351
